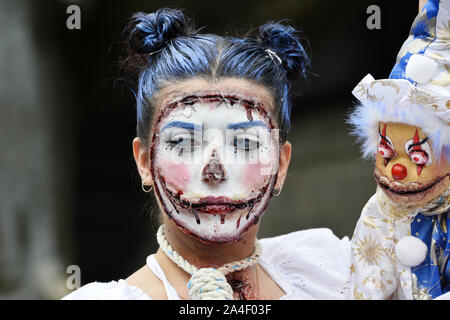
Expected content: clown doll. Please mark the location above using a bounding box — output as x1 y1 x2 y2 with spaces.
349 0 450 299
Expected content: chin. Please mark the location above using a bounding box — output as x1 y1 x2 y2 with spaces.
374 168 449 205
153 172 276 244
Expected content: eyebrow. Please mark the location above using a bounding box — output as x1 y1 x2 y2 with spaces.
408 136 429 151
227 121 269 131
378 128 392 146
161 121 202 132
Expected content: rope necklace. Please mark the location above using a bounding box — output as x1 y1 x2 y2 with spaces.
156 225 262 300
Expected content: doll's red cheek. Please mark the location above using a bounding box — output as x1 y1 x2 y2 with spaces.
158 159 191 189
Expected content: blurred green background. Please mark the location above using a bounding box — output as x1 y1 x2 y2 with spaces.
0 0 419 298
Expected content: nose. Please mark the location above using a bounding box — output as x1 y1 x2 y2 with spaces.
202 150 226 183
391 163 408 180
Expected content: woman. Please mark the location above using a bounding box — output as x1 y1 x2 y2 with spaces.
63 8 351 300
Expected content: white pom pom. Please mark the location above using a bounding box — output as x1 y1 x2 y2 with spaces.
405 54 438 84
187 268 234 300
396 236 428 267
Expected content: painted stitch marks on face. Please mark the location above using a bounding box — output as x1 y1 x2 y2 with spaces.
154 168 276 244
150 93 279 243
164 94 272 125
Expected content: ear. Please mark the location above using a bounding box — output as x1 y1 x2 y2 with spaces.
275 141 292 190
132 137 153 186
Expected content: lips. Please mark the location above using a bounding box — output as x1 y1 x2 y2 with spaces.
374 168 449 203
166 190 258 214
374 169 448 194
152 168 275 243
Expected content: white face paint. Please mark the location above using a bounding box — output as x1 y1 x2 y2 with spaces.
150 95 279 243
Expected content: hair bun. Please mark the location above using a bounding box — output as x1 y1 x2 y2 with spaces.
258 22 310 81
128 8 193 54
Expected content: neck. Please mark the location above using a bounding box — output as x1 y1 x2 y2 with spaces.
161 217 259 269
155 217 283 300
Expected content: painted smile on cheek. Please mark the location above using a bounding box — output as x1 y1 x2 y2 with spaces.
150 94 278 243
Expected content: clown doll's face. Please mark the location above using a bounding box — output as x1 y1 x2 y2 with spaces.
137 79 287 244
374 122 450 205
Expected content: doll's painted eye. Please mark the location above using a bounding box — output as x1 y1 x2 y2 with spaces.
378 143 395 158
404 130 432 175
404 133 432 167
408 150 429 165
378 142 396 166
378 124 396 166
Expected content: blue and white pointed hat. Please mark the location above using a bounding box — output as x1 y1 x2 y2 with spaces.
350 0 450 160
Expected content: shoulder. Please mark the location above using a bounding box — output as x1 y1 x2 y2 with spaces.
260 228 350 258
259 228 351 299
61 279 151 300
125 264 169 300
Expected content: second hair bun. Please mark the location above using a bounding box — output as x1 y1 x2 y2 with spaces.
258 22 309 81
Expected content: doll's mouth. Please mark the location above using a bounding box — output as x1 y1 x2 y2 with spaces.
374 169 449 202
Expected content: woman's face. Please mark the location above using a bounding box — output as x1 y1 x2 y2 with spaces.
139 78 288 243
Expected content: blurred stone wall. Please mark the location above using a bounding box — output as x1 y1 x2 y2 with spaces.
0 0 73 299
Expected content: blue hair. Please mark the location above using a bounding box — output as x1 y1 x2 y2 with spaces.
123 8 310 143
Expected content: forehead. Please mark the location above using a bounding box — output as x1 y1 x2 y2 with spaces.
155 77 276 115
381 122 426 139
160 103 271 130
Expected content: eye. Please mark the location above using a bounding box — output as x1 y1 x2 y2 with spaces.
377 131 396 166
168 134 200 151
233 135 259 151
378 125 396 159
405 138 432 166
409 150 429 165
378 143 395 159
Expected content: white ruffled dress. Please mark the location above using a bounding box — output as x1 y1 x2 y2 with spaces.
62 229 351 300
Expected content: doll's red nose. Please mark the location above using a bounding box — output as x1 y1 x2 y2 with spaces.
391 164 408 180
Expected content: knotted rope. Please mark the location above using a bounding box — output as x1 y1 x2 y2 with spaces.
156 225 262 300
